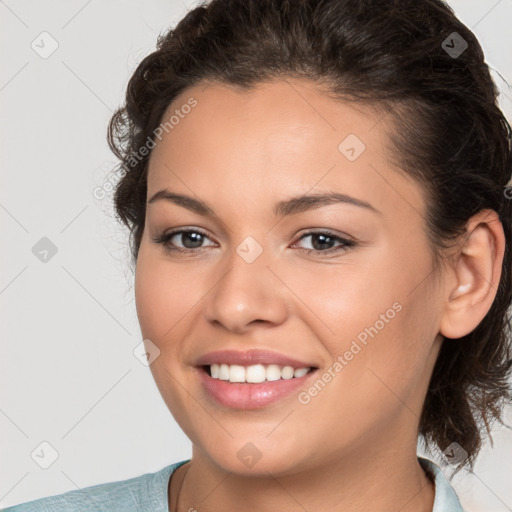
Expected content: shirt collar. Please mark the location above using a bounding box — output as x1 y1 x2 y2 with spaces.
419 457 465 512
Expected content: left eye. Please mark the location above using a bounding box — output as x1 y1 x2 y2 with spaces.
292 232 356 253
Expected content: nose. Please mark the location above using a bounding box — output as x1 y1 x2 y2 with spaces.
203 244 289 334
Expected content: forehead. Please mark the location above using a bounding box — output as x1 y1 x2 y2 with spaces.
147 79 426 222
151 79 386 163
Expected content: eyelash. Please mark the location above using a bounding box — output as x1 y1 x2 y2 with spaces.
152 228 357 256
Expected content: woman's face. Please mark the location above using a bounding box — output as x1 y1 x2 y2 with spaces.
135 78 445 475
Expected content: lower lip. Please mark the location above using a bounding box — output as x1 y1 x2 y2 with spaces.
197 367 317 409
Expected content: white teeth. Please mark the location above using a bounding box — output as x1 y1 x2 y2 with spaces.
266 364 282 382
218 364 230 380
229 365 246 383
246 364 267 383
208 363 312 383
281 366 294 380
294 368 309 378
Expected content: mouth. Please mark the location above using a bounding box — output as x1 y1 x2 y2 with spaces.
200 363 317 383
194 349 320 409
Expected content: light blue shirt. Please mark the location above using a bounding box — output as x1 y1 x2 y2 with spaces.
2 457 464 511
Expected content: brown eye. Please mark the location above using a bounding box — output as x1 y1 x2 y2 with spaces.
171 231 206 249
153 228 216 253
293 231 356 255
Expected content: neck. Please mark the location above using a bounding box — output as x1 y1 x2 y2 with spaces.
174 439 434 512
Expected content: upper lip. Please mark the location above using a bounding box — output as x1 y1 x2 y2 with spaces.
194 349 317 369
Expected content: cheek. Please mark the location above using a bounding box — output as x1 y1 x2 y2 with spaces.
134 259 169 341
278 249 400 348
134 250 199 342
134 251 200 430
346 290 437 420
289 244 436 401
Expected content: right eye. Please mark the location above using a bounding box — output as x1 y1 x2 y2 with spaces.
152 228 217 254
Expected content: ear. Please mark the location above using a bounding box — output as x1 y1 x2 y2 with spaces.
439 209 506 340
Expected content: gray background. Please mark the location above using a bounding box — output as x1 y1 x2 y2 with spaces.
1 0 511 510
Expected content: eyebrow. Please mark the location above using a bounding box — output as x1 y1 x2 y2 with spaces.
147 188 382 217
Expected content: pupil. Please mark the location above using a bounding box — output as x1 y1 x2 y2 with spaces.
183 232 203 248
312 234 333 250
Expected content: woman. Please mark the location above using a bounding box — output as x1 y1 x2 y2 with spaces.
4 0 511 510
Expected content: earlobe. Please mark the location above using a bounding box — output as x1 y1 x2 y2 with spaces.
439 209 505 340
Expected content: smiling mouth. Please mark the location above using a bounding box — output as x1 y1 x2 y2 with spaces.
201 363 318 383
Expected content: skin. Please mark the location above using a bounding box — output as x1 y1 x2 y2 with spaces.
134 78 505 512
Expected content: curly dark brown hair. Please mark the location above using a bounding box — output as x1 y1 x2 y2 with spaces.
107 0 512 470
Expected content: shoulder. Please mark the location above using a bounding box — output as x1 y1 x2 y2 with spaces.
1 460 190 512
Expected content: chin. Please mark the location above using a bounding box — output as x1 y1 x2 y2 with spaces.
196 436 313 478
